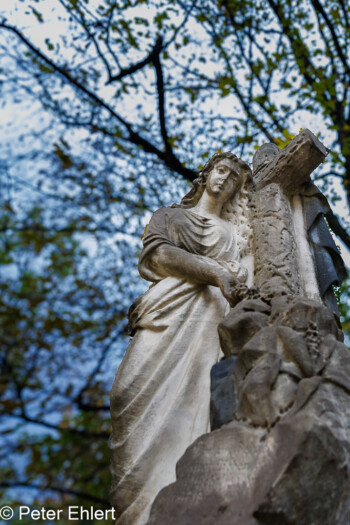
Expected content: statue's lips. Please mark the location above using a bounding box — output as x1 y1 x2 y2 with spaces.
212 182 226 190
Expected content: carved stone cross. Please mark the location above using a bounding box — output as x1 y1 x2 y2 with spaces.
251 130 329 300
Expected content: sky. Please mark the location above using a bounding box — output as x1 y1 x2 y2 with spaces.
1 0 349 272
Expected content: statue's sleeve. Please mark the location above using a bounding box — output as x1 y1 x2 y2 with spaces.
138 207 175 282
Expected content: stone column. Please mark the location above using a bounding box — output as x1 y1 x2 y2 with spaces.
251 129 328 299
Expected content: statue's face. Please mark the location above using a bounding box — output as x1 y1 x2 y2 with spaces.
206 159 241 201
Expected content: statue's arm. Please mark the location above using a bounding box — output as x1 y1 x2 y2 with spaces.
149 244 246 306
150 244 226 286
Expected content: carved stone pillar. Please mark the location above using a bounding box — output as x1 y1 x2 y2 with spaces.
251 129 329 299
251 183 301 298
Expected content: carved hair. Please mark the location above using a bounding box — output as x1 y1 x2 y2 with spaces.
179 152 253 258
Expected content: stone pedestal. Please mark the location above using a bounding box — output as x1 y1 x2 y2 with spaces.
147 299 350 525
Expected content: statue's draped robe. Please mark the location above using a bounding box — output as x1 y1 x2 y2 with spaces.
109 206 239 525
302 181 346 315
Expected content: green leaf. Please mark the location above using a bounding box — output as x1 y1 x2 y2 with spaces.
31 7 44 23
39 64 54 74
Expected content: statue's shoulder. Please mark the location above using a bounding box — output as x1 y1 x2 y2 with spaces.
150 204 184 224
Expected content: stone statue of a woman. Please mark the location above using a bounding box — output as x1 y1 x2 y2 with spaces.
109 152 255 525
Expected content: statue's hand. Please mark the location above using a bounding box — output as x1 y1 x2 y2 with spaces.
217 272 247 306
217 271 260 306
218 260 248 283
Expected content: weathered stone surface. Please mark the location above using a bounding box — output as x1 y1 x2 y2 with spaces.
251 182 302 298
254 423 350 525
218 299 270 357
274 296 344 341
148 408 350 525
215 297 344 430
253 129 328 193
148 299 350 525
212 299 271 428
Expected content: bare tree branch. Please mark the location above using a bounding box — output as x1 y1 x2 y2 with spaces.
310 0 350 76
106 37 163 84
0 22 197 181
201 16 279 142
58 0 114 81
153 37 176 158
266 0 322 90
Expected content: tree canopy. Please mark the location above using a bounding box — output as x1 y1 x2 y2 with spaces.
0 0 349 520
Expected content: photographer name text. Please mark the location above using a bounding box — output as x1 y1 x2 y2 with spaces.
15 505 116 521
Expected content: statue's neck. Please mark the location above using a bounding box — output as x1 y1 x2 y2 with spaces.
193 191 224 218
